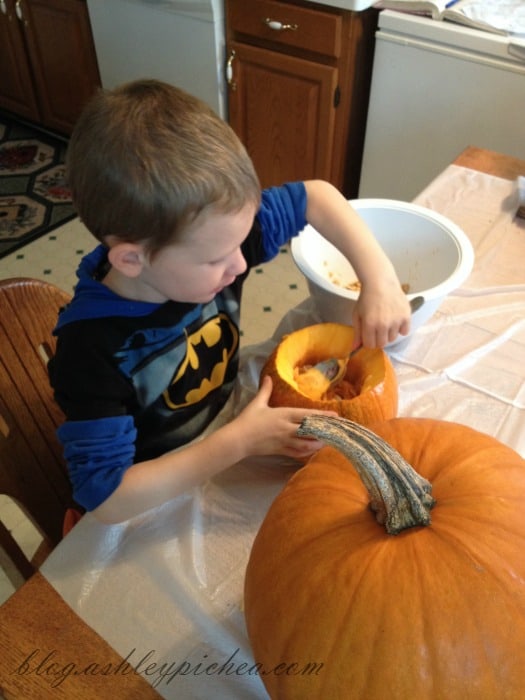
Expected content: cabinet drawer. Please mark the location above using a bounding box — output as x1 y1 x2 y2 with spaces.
228 0 343 58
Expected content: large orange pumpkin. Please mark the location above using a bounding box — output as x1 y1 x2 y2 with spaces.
244 415 525 699
260 323 397 425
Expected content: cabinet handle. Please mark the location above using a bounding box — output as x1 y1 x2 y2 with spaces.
263 17 298 32
226 49 237 91
15 0 27 25
0 0 6 16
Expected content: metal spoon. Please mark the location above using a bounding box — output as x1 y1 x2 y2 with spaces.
310 295 425 388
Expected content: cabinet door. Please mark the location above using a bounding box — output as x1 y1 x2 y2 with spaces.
0 0 40 121
228 41 338 189
19 0 100 134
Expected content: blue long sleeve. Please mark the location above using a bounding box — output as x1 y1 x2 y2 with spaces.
58 416 137 510
257 182 307 261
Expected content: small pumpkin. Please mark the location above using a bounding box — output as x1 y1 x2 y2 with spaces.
244 416 525 699
260 323 397 425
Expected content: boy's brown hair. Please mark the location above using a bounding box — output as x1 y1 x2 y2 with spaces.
66 79 261 256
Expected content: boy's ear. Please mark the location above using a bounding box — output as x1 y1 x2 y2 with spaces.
107 241 146 278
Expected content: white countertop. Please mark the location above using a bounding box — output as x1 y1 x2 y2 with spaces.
303 0 375 11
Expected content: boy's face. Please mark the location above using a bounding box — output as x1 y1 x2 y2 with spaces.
138 202 256 304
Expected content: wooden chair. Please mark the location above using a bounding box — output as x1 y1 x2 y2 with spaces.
0 277 78 588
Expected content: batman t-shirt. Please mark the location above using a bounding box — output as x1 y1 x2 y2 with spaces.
49 182 307 510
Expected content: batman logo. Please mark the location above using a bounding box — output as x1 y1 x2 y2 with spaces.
162 312 239 410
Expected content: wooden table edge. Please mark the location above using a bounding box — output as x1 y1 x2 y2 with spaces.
0 572 161 699
453 145 525 181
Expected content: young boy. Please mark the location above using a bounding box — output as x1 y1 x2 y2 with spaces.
49 79 410 524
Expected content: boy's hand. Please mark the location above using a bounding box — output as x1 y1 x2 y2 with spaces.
234 376 336 461
352 281 411 349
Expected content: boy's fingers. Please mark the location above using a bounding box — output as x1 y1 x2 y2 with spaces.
256 374 273 403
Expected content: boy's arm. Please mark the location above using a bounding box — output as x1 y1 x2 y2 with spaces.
92 377 331 524
93 418 249 522
303 180 411 348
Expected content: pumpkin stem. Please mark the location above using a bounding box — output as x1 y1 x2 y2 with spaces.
297 416 435 535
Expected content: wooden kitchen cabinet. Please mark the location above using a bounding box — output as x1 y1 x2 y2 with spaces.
0 0 100 134
225 0 378 197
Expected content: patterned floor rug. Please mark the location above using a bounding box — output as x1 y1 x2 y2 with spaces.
0 114 76 260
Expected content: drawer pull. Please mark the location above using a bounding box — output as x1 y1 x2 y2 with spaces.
226 49 237 91
264 17 298 32
15 0 28 26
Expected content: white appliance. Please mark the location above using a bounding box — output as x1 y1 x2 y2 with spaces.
359 11 525 200
86 0 226 118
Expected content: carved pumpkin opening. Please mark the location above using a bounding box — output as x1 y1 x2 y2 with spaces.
261 323 398 425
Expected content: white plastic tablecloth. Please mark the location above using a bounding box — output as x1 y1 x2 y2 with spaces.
41 164 524 699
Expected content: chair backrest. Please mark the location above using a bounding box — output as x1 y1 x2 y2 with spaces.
0 277 75 548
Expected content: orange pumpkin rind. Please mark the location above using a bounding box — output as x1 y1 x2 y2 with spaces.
244 416 525 700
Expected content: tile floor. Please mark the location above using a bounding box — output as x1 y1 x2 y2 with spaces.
0 216 309 604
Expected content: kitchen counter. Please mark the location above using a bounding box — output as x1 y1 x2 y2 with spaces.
303 0 374 10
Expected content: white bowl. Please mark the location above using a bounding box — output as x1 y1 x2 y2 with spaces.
291 198 474 347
